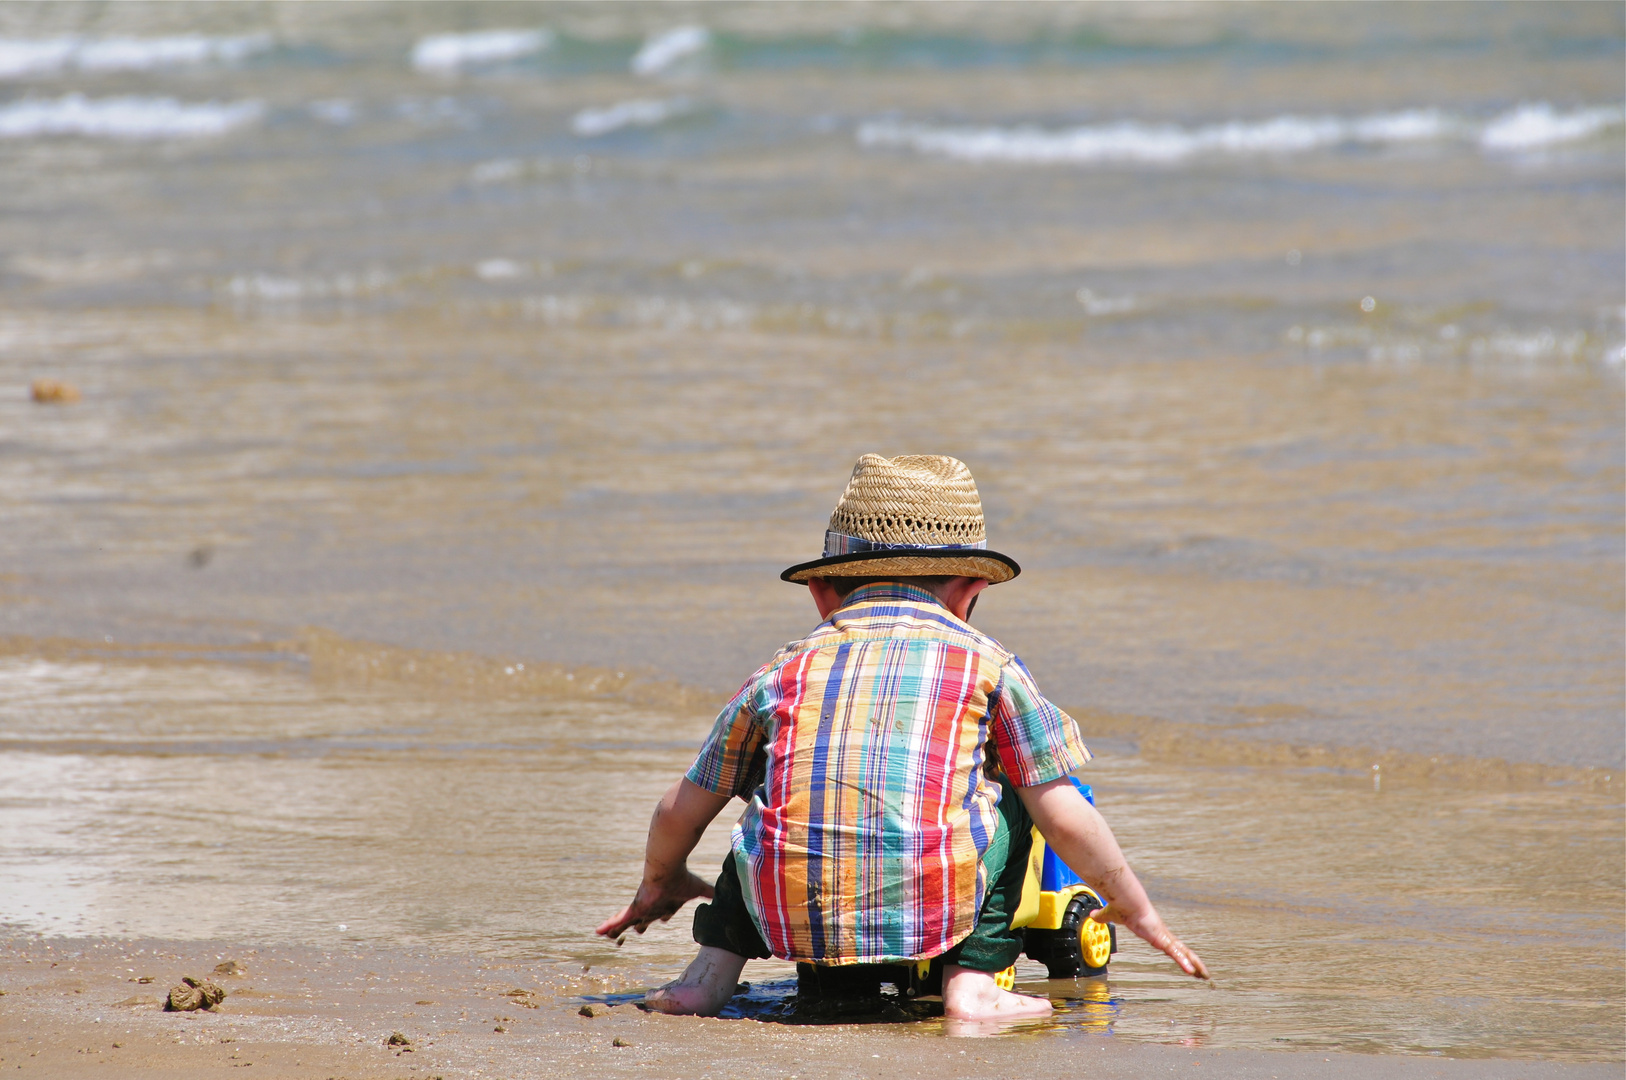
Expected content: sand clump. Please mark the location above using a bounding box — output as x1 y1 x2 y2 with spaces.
164 975 227 1012
30 378 80 404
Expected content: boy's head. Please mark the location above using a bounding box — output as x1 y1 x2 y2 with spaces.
781 454 1018 618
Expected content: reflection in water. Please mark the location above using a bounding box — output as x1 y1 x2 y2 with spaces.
1052 976 1118 1036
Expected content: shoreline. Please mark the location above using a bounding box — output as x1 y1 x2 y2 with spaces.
2 628 1617 791
3 934 1619 1079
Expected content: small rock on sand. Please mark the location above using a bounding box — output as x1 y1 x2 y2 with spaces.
213 960 245 977
165 977 226 1012
385 1032 411 1047
577 1004 600 1017
30 379 80 404
612 1037 630 1047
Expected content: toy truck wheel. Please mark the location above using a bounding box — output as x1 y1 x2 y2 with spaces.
1033 896 1111 979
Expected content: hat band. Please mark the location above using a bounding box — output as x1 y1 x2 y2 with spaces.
822 530 988 558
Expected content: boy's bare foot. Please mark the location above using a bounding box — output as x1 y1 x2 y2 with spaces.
641 946 747 1016
941 963 1053 1021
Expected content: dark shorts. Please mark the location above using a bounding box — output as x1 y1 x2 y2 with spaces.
692 780 1034 974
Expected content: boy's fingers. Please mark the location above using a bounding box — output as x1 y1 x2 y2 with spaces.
1108 911 1210 980
595 907 635 937
1172 942 1209 980
1157 932 1208 979
599 872 716 941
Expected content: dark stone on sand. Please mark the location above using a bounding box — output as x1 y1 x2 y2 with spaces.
165 977 226 1012
213 960 244 976
493 1025 507 1033
612 1037 630 1047
578 1004 600 1017
385 1032 411 1047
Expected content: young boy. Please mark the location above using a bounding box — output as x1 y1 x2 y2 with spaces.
598 454 1207 1020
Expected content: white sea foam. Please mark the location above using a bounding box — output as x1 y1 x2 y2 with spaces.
475 259 524 281
571 97 690 137
0 34 269 79
1075 288 1134 316
410 29 552 74
857 108 1455 164
470 158 525 184
1479 103 1624 151
223 269 394 303
308 99 358 126
858 103 1620 164
0 38 76 79
0 94 263 140
630 26 709 77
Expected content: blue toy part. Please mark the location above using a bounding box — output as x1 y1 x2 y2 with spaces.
1039 776 1095 891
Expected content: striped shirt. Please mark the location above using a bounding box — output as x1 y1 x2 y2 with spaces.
686 581 1091 965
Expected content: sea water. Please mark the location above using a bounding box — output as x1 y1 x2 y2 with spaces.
0 1 1620 1061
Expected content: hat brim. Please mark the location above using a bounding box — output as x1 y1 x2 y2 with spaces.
781 548 1020 585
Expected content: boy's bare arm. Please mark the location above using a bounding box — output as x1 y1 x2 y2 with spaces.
596 777 732 939
1016 777 1210 979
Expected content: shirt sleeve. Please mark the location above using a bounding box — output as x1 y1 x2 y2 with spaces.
685 667 770 799
986 655 1092 787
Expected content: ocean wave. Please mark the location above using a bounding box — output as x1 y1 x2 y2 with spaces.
571 97 691 137
0 94 263 139
410 29 553 74
631 26 709 77
1288 321 1618 370
857 103 1621 164
0 34 269 79
1478 103 1625 151
222 270 394 303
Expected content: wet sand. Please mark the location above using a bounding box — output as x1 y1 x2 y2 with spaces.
3 935 1619 1080
2 636 1620 1062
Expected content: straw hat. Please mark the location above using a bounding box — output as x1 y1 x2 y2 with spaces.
781 454 1020 584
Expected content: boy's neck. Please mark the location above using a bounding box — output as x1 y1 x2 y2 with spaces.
810 577 988 622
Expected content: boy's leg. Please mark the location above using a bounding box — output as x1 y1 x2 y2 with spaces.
940 779 1052 1020
645 850 770 1016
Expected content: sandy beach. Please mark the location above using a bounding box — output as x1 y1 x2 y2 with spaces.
4 934 1620 1080
1 1 1621 1075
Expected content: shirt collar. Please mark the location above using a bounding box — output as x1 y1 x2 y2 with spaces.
837 581 948 611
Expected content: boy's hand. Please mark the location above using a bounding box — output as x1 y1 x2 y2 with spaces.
596 869 715 939
1088 903 1209 980
597 777 731 940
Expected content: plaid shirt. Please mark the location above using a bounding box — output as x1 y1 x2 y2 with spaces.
686 582 1091 965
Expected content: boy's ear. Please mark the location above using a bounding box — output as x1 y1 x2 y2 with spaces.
941 576 989 621
808 578 843 619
